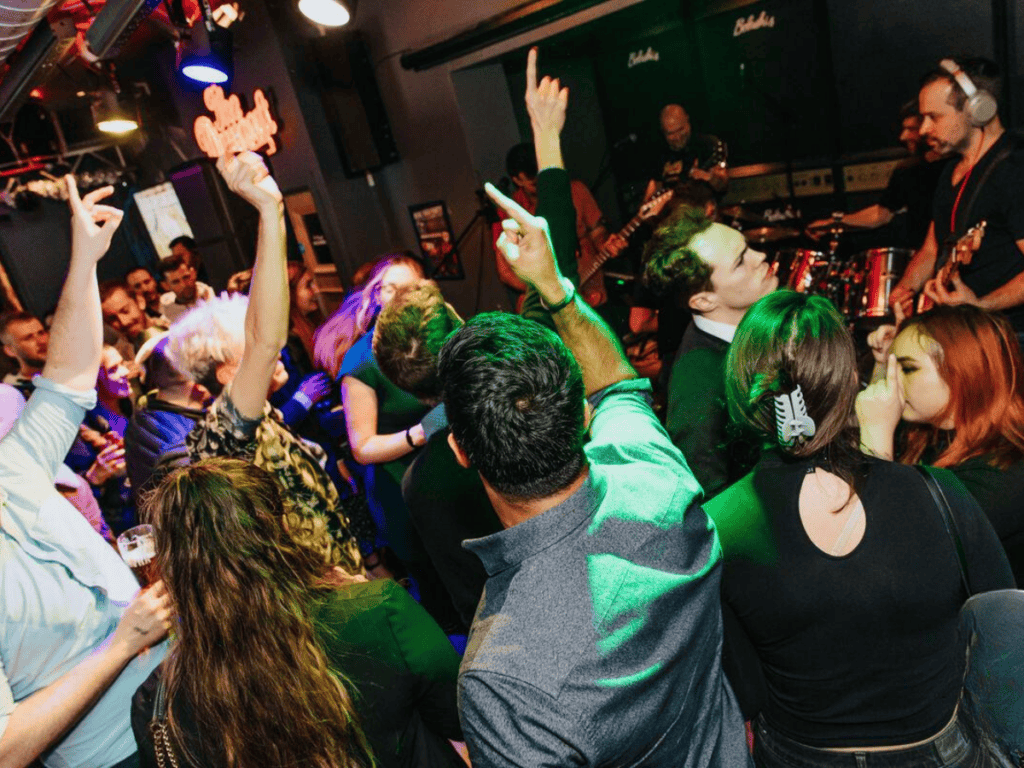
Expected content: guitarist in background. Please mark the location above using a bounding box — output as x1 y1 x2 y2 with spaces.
644 103 729 200
890 58 1024 333
494 142 627 310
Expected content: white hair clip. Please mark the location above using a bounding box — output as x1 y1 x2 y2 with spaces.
774 385 816 446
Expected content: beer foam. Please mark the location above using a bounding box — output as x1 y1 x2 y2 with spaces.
119 537 156 567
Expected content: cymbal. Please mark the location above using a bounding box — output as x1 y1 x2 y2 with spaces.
744 226 802 244
806 220 872 234
720 205 769 226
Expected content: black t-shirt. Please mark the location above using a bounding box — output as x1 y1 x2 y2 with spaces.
632 278 691 359
709 452 1014 747
401 429 501 630
932 133 1024 329
879 156 948 249
652 133 725 188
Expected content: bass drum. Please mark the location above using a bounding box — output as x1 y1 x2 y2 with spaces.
851 248 911 321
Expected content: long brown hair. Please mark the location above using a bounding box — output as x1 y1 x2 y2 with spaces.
726 290 863 479
288 262 321 364
142 459 374 768
898 305 1024 468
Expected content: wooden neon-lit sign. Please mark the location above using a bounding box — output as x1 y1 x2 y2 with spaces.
193 85 279 159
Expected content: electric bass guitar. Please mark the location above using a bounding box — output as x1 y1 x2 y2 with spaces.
916 220 987 314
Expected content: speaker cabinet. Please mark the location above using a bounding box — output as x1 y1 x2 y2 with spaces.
310 32 399 178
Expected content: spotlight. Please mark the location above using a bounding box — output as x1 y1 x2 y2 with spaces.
176 6 232 85
298 0 354 27
92 90 138 134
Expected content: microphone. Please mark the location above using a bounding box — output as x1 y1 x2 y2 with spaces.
612 133 638 151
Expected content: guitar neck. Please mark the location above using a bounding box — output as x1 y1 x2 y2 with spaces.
578 213 646 285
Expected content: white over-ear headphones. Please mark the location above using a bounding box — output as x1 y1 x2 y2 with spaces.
939 59 998 127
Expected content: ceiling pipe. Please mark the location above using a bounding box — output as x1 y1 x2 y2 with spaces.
0 0 64 64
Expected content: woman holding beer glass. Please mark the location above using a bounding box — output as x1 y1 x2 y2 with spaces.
131 459 464 768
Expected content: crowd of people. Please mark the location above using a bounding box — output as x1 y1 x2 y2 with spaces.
2 44 1022 768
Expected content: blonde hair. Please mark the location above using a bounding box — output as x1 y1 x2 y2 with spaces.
165 293 247 394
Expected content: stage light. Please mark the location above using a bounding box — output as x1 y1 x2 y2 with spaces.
92 90 138 134
298 0 354 27
176 5 233 85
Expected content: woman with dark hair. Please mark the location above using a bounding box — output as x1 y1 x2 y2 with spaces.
705 290 1013 768
859 305 1024 584
131 458 464 768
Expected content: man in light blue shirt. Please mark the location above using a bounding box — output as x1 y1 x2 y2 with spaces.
0 177 171 768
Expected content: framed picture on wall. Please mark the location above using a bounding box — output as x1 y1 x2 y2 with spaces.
409 201 464 280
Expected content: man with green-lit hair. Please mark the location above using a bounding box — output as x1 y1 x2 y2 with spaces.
440 48 750 768
643 208 778 497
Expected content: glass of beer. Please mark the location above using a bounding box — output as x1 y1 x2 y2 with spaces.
117 524 158 587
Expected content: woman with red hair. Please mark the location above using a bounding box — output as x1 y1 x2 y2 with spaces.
858 304 1024 584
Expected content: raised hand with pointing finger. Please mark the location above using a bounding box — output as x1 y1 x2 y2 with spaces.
486 181 564 304
525 47 568 172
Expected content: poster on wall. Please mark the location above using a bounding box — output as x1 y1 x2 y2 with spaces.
133 182 195 258
409 201 464 280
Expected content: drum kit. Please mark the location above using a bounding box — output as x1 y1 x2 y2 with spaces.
721 206 909 325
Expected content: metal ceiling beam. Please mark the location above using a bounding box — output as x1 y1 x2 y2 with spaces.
400 0 613 72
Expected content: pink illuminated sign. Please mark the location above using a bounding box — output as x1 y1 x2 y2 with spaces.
193 85 279 159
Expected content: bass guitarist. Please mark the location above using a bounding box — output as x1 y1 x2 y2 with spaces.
890 58 1024 333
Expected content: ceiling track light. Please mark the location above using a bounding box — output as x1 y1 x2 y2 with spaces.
176 0 233 85
298 0 355 28
92 90 138 135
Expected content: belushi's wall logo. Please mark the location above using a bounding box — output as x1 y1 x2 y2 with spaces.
627 46 660 68
733 10 776 36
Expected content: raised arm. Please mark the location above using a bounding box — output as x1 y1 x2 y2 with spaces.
526 47 565 173
487 182 633 395
520 48 579 329
43 179 124 391
216 152 287 420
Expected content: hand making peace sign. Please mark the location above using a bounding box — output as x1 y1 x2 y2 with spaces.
65 175 124 265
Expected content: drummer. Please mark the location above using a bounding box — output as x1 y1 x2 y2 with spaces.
808 101 947 249
642 203 778 498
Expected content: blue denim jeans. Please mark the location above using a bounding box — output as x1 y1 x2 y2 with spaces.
754 712 997 768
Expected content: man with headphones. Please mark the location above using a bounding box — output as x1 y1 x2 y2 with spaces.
890 58 1024 330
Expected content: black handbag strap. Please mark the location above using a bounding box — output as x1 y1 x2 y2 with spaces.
915 465 972 596
150 675 181 768
153 674 169 720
